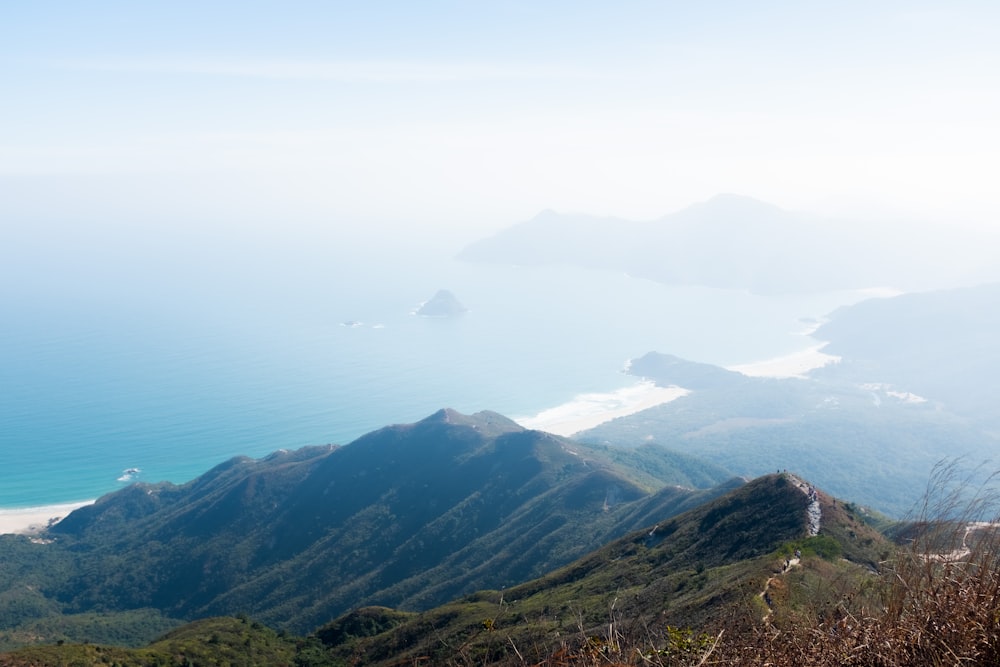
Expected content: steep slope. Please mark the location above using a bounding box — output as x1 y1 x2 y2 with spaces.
8 475 995 666
319 473 889 665
17 409 732 635
0 475 900 666
580 351 1000 517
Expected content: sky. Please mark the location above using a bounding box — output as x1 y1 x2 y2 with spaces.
2 1 1000 244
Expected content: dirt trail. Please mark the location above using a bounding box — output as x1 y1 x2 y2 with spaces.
926 521 1000 562
759 555 800 622
758 474 821 621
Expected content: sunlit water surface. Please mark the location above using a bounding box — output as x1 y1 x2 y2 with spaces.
1 250 864 507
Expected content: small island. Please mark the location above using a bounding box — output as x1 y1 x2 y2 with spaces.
416 289 467 317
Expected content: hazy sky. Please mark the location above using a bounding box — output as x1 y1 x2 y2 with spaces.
3 1 1000 241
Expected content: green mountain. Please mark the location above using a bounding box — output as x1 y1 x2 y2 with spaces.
1 409 734 642
577 283 1000 517
0 616 326 667
578 349 1000 517
313 472 890 665
4 283 1000 663
0 473 894 666
6 468 997 666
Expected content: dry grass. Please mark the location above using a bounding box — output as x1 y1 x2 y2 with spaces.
487 462 1000 667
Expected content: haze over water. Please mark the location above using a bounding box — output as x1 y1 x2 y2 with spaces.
4 3 999 510
1 232 861 508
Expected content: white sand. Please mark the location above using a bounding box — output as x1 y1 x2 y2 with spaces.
727 344 840 379
517 381 689 437
519 340 844 438
0 500 94 536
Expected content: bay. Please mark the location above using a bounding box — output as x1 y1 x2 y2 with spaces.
0 245 862 508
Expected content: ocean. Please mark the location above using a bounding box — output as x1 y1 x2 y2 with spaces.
0 239 863 508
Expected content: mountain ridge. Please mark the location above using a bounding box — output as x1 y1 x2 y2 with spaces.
3 468 993 665
3 409 734 636
315 471 890 665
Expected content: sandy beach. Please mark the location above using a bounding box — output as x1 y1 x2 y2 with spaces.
0 501 94 536
727 343 840 379
0 347 837 533
518 342 840 438
517 381 689 437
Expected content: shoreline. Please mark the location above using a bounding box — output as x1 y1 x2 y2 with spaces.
0 347 839 529
518 342 839 437
0 500 95 536
726 343 840 378
516 381 690 437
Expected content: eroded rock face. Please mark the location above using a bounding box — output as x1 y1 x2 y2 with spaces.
417 289 467 317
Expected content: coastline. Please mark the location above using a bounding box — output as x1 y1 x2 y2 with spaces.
0 380 688 528
727 343 840 378
0 347 839 530
516 381 689 437
519 342 840 437
0 500 95 536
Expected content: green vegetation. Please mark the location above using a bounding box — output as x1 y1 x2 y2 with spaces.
582 440 733 490
306 470 999 666
0 409 738 647
579 352 999 517
6 284 1000 663
4 468 999 665
816 282 1000 430
0 616 326 666
0 610 182 652
316 475 891 665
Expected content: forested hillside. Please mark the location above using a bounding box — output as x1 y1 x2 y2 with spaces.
0 410 734 646
578 283 1000 518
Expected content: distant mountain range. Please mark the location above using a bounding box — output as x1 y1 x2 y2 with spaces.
458 194 995 293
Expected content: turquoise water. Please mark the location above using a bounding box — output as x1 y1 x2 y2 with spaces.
0 242 856 508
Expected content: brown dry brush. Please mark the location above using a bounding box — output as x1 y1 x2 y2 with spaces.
711 461 1000 666
517 462 1000 666
847 462 1000 666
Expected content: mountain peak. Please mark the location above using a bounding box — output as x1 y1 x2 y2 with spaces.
38 409 719 633
317 471 892 665
419 408 524 436
663 193 792 226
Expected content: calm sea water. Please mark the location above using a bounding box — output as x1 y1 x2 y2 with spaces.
0 242 860 508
